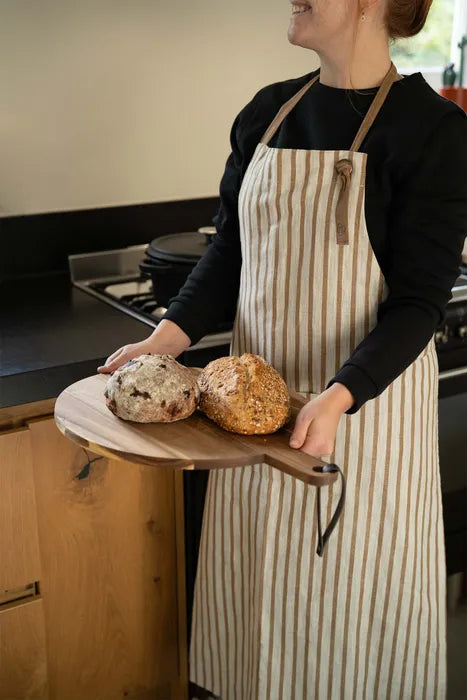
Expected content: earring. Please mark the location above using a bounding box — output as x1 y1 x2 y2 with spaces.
361 11 365 20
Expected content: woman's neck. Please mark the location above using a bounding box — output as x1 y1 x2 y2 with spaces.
316 42 392 90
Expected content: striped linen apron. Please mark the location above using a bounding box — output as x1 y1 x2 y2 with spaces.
189 61 447 699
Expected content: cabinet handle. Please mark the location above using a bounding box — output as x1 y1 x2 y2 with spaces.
0 581 40 608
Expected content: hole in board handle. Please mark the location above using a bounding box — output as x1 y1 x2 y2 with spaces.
312 463 339 474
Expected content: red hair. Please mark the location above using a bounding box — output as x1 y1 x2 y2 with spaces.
384 0 434 39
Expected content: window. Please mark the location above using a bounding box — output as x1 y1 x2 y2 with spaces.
389 0 463 75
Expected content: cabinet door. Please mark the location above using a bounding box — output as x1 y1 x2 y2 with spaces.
0 427 41 593
29 417 186 700
0 429 48 700
0 600 49 700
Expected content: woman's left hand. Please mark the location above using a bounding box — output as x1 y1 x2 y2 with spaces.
289 383 355 458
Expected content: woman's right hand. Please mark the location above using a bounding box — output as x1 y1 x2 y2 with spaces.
97 319 192 374
97 337 161 374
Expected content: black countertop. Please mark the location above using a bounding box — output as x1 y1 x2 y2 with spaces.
0 274 151 409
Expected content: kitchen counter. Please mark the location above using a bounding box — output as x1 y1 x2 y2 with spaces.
0 273 150 408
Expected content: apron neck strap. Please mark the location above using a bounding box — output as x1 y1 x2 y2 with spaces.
260 61 403 149
349 61 402 152
260 73 320 145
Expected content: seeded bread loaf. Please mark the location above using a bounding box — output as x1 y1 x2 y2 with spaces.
197 353 290 435
104 353 199 422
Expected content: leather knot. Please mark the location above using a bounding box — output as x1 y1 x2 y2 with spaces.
334 158 353 245
335 158 353 186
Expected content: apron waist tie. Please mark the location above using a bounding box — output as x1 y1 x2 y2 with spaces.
335 158 353 245
315 463 346 556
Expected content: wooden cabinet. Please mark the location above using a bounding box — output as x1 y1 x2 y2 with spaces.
0 428 41 593
0 413 187 700
0 429 49 700
0 601 49 700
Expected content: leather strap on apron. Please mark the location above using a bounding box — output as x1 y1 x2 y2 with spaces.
260 61 403 245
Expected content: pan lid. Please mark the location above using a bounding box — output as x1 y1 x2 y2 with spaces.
147 231 210 265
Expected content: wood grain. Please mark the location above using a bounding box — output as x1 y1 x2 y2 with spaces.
29 417 186 700
0 599 49 700
54 374 338 487
0 428 42 592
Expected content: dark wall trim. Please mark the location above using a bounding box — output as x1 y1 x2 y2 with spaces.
1 197 220 281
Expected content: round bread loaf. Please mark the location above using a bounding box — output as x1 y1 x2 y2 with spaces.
104 353 199 423
197 353 290 435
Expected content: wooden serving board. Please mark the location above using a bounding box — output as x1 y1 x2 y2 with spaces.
54 373 338 487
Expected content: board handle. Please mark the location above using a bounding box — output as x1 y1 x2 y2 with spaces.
316 463 346 556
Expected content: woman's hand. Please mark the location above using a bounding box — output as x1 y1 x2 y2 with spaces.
97 319 191 374
289 383 355 458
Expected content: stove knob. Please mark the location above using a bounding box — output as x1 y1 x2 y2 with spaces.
435 327 449 344
456 324 467 339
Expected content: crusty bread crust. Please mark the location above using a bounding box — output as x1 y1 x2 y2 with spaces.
197 353 290 434
104 353 199 423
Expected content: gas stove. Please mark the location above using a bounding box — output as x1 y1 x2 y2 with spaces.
69 244 467 365
69 245 233 351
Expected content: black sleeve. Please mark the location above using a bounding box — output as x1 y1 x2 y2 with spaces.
162 94 262 345
326 108 467 413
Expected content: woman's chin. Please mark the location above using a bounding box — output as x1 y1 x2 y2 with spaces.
287 25 313 49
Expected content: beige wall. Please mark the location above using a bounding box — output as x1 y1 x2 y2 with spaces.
0 0 315 216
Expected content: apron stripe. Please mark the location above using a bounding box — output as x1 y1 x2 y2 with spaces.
320 151 340 390
290 482 310 694
432 345 443 696
278 476 298 697
307 150 326 392
352 397 380 700
245 175 255 355
245 467 255 700
314 463 340 693
429 346 441 693
199 471 213 685
281 151 297 383
294 151 311 389
211 469 223 692
401 364 426 697
423 349 437 697
410 358 431 698
373 371 407 696
205 468 216 686
243 467 254 698
398 360 423 696
334 231 345 374
384 360 417 699
237 467 248 700
363 216 375 339
265 469 286 698
252 155 266 356
270 150 283 369
361 383 394 698
220 469 231 695
261 150 274 361
229 470 240 698
350 155 365 354
326 412 352 696
301 484 319 699
254 470 274 700
337 404 364 697
243 176 253 354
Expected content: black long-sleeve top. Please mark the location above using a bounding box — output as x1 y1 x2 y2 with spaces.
163 68 467 414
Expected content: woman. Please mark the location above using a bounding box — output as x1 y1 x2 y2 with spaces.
100 1 466 697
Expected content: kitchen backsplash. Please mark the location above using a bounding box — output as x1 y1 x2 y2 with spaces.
0 197 219 281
